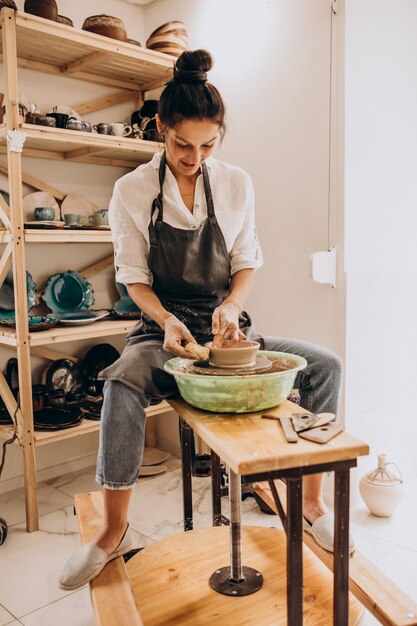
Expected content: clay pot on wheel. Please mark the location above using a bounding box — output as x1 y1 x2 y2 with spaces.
24 0 58 21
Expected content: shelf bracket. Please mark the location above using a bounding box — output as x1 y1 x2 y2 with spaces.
0 192 11 229
61 51 111 75
6 129 27 152
73 90 141 117
0 242 13 287
31 346 80 363
0 160 66 201
79 254 114 279
0 371 22 442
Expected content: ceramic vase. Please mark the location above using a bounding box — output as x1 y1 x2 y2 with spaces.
359 454 403 517
24 0 57 21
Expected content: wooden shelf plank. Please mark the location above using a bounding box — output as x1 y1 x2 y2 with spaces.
0 228 113 243
0 11 174 90
0 319 138 347
0 123 161 165
0 401 173 445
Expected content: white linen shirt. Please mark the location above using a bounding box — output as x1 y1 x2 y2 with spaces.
109 151 263 286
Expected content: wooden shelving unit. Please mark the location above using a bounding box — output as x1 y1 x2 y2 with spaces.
0 8 174 531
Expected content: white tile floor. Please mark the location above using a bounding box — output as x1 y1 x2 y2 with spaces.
0 462 416 625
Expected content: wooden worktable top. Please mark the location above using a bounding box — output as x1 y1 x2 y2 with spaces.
168 399 369 475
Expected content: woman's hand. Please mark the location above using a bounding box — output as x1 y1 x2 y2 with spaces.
163 316 197 358
211 301 245 347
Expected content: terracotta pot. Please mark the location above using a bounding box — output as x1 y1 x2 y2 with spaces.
56 15 73 27
24 0 58 21
0 1 18 10
82 14 127 42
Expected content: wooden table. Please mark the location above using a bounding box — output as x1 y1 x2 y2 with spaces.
169 398 369 626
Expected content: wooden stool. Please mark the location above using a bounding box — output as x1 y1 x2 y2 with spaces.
126 526 363 626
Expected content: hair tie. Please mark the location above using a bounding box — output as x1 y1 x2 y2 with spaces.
174 70 207 83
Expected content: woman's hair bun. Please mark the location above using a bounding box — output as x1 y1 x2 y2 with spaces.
174 49 213 82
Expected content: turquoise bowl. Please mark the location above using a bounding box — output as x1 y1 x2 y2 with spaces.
164 351 307 414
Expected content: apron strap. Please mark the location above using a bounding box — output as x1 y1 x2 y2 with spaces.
149 152 167 247
202 162 217 225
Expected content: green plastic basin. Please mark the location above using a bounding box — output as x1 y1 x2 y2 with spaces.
164 351 307 413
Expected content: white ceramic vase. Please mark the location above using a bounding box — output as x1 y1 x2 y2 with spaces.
359 454 403 517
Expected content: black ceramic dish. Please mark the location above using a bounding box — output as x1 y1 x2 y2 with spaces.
33 407 82 430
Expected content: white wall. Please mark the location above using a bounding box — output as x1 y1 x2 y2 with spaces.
145 0 346 356
344 0 417 481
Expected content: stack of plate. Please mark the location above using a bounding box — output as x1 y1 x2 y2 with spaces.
146 20 188 57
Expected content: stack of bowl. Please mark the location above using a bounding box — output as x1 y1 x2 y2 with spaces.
146 20 188 57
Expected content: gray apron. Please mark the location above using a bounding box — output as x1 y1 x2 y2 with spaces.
99 152 255 399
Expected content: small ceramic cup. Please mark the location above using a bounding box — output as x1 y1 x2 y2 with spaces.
66 117 84 131
34 206 55 221
88 210 109 226
111 122 132 137
64 213 85 226
93 123 112 135
205 340 260 368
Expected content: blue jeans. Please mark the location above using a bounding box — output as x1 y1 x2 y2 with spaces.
96 336 342 489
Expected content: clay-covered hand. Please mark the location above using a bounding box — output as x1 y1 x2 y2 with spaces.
163 316 196 358
211 301 245 347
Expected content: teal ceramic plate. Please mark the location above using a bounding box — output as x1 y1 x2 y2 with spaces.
0 315 59 331
56 309 110 326
113 282 140 317
42 270 94 313
0 267 37 317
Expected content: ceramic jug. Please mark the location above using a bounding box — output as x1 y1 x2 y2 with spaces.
24 0 58 21
359 453 403 517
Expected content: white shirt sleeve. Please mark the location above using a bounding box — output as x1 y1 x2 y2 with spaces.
229 176 264 275
109 180 153 286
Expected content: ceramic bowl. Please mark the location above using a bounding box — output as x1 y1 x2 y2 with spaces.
56 15 73 26
205 340 260 368
82 14 127 42
164 351 307 413
146 20 188 57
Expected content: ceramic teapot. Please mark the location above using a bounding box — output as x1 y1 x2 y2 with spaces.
359 454 404 517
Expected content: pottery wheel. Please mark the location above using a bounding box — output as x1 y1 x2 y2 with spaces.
186 355 274 376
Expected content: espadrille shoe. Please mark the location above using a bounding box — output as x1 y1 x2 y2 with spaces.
59 524 132 591
302 514 355 554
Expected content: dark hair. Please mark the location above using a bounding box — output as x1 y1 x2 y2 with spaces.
158 49 226 137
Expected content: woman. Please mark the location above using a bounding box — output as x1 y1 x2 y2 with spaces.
59 49 351 591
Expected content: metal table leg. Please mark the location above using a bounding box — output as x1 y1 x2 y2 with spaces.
180 417 193 531
211 450 222 527
334 467 350 626
210 469 263 596
286 475 303 626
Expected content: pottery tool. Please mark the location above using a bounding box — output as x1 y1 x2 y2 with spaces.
298 423 344 444
262 414 298 443
291 411 335 432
